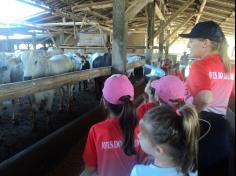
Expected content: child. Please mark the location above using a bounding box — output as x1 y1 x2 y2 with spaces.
136 65 165 121
171 63 185 81
137 75 185 120
131 104 199 176
81 74 144 176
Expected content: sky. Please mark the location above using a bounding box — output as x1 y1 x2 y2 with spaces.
0 0 45 24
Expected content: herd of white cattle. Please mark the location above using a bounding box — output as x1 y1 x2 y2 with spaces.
0 47 145 131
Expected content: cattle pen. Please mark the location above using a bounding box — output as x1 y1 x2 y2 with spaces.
0 0 235 176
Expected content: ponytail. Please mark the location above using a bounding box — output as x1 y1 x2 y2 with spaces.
218 35 231 75
119 96 138 156
179 104 199 174
103 96 137 156
142 104 199 175
211 29 231 74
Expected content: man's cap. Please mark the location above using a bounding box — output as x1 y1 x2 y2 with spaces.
151 75 185 108
102 74 134 105
179 21 223 42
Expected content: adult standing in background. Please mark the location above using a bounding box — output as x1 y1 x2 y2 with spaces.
180 51 189 76
179 21 235 176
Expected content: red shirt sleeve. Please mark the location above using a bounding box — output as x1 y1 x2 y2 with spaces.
186 61 211 96
136 103 157 121
83 126 97 168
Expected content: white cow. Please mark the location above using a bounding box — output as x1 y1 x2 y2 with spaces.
20 50 82 131
0 52 24 124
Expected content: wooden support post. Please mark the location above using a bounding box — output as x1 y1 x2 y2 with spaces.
158 3 165 61
112 0 128 73
146 2 155 65
165 30 170 60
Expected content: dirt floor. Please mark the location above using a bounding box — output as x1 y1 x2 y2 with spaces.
0 80 100 163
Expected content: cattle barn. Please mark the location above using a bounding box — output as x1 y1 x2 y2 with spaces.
0 0 235 176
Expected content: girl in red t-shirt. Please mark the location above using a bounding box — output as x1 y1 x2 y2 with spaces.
81 74 145 176
179 21 235 176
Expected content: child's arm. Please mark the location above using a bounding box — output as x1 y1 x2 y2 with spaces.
80 166 97 176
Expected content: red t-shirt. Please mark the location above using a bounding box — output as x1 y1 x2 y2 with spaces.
136 102 157 121
186 54 235 115
83 118 145 176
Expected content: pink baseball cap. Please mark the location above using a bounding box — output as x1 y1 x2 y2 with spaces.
151 75 185 108
102 74 134 105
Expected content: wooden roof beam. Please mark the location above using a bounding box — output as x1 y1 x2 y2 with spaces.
86 9 110 21
203 11 229 20
195 0 207 24
72 0 112 12
207 0 235 8
125 0 154 22
170 26 192 46
155 3 165 21
154 0 195 38
159 0 169 14
164 14 195 43
36 21 112 32
220 11 235 26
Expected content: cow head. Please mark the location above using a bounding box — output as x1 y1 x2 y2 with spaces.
21 50 47 80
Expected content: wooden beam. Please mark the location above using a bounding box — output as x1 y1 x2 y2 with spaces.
155 3 165 21
164 14 195 43
195 0 207 24
36 22 112 32
154 0 195 38
125 0 153 22
86 8 110 21
126 60 145 70
207 0 235 8
113 0 128 73
203 11 229 20
159 0 169 14
72 0 113 12
220 11 235 26
170 26 192 46
59 45 160 50
146 2 155 64
0 67 111 102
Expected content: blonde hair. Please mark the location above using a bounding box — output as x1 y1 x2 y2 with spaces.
141 104 199 175
211 34 231 74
